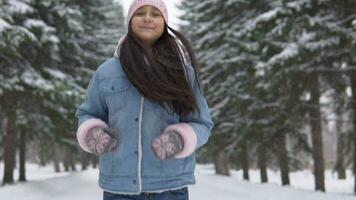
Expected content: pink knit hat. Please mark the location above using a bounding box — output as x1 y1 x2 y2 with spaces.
114 0 169 57
126 0 168 29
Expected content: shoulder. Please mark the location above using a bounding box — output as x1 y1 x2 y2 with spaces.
184 65 197 82
95 57 126 80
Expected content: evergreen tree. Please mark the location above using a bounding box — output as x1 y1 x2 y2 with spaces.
0 0 125 184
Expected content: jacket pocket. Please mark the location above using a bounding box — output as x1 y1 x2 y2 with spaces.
99 152 114 175
160 157 185 177
100 78 130 111
182 153 195 173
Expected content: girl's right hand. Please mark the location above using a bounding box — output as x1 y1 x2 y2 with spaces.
85 127 118 155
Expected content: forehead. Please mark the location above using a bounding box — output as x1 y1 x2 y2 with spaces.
136 5 160 11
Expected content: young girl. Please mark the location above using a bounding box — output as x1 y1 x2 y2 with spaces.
75 0 214 199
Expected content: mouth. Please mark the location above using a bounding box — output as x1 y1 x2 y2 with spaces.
140 26 155 30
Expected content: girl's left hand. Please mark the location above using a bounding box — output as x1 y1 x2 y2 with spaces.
151 130 184 160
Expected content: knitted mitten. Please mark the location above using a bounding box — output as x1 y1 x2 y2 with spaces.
151 129 184 160
85 127 117 155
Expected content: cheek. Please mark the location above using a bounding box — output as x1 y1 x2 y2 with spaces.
158 20 165 31
130 19 139 32
156 22 165 36
158 26 164 35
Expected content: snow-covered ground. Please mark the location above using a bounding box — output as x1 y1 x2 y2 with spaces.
0 162 354 200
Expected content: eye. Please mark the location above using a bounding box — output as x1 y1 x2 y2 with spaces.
135 12 145 16
153 12 161 17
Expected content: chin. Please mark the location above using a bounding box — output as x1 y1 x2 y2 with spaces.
140 36 159 42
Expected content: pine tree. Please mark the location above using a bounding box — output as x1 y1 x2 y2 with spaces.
0 0 125 184
178 0 235 175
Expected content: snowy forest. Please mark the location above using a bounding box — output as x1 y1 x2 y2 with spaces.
1 0 356 198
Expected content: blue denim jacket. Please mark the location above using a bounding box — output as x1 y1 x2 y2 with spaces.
75 57 214 194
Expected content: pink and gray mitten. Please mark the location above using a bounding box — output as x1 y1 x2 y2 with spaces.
85 127 118 155
151 129 184 160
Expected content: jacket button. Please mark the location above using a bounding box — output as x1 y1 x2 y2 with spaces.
132 179 137 184
134 150 138 155
135 117 138 122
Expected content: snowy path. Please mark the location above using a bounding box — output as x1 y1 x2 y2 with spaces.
191 168 355 200
0 170 103 200
0 164 355 200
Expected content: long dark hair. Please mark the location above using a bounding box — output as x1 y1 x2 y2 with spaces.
118 22 203 118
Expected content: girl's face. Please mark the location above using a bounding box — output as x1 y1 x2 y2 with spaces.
130 5 165 48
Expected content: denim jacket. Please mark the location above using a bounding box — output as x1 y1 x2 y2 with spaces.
75 57 214 194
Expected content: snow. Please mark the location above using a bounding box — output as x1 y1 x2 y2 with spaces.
67 18 84 32
44 68 67 80
0 18 11 32
8 0 34 14
244 8 285 34
47 35 60 43
298 31 316 44
0 163 71 182
56 7 82 17
210 96 229 117
24 19 56 32
346 86 352 97
21 70 54 91
14 26 37 42
255 62 268 77
268 43 299 65
286 0 310 12
305 37 340 52
255 8 282 24
232 166 354 196
0 163 354 200
23 19 60 43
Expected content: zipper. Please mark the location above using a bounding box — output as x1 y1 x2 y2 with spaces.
137 96 144 193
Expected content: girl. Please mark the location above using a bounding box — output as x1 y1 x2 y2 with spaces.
75 0 214 199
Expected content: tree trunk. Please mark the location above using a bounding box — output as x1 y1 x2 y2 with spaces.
80 151 91 170
213 148 230 176
257 138 268 183
350 72 356 192
69 152 76 171
2 108 17 185
334 157 346 179
53 142 61 173
240 143 249 180
63 148 70 172
18 130 26 182
276 129 290 185
334 108 346 179
309 73 325 192
91 155 98 169
38 143 47 167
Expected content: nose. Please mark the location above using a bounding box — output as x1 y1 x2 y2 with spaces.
143 14 152 22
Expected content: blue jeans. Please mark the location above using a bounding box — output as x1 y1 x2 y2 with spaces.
103 187 189 200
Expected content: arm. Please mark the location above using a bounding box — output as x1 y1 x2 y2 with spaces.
75 71 109 153
152 66 214 159
173 66 214 158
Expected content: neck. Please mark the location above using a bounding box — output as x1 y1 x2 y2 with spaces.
143 41 153 50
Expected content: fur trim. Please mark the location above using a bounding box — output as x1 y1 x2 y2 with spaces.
76 118 108 153
163 123 197 158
